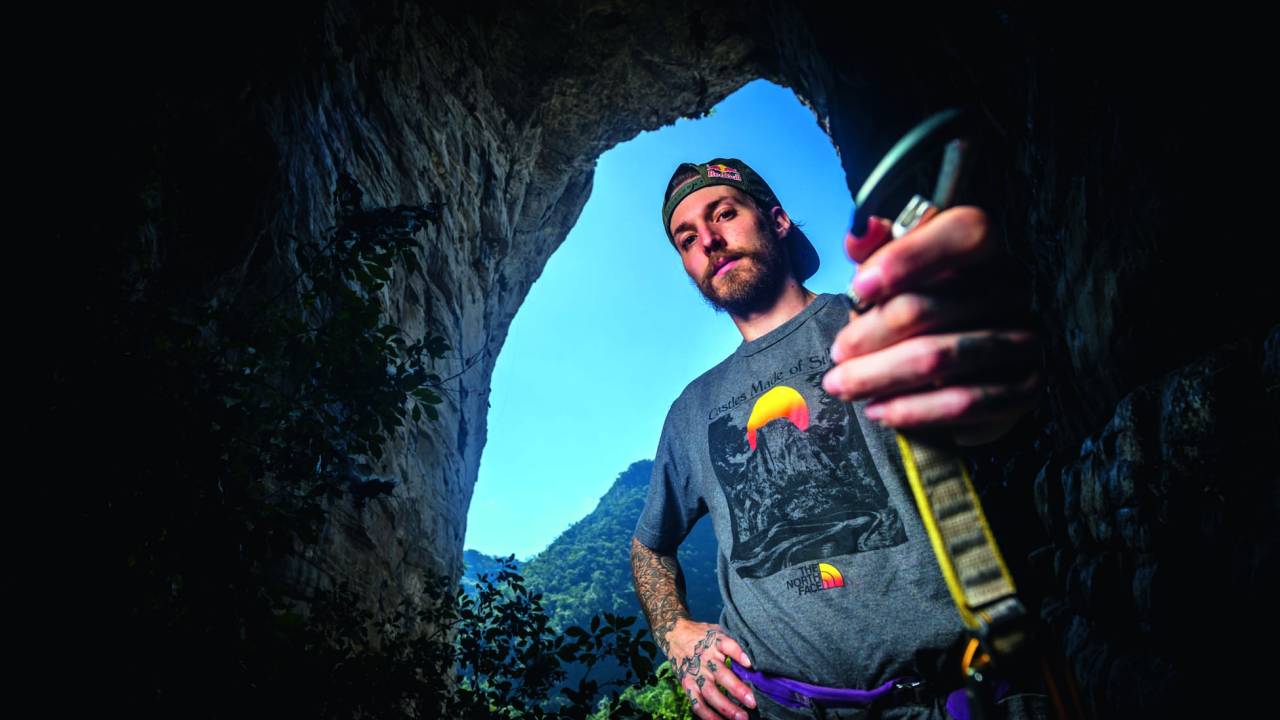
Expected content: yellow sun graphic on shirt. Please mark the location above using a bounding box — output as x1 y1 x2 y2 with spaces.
746 385 810 450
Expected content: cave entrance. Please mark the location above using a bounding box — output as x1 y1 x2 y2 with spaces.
465 78 854 563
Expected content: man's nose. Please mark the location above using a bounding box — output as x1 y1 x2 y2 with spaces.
697 225 724 251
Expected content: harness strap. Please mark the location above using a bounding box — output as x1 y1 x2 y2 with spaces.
895 429 1028 659
726 659 1000 714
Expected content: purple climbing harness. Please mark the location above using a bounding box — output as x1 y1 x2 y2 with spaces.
729 660 1006 719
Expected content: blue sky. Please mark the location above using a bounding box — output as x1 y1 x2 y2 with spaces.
464 79 859 560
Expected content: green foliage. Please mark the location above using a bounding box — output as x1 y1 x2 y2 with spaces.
292 557 660 718
505 461 719 712
70 168 646 715
449 557 660 718
520 461 722 634
590 661 696 720
62 160 665 716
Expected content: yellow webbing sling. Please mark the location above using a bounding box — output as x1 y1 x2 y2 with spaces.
857 190 1029 662
894 429 1026 659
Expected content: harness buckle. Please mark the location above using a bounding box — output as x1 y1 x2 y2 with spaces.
891 677 929 704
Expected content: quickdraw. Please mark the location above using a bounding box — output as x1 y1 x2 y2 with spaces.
848 108 1036 718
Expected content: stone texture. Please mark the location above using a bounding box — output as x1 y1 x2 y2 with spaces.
45 1 1277 715
1036 344 1277 714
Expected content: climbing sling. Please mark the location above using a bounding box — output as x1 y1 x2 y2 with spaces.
847 108 1033 717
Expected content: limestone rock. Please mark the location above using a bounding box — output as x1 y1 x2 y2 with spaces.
44 1 1276 714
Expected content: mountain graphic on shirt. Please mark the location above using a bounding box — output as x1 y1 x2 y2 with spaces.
708 370 906 579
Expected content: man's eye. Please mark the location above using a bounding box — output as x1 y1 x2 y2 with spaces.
680 236 694 249
717 209 736 221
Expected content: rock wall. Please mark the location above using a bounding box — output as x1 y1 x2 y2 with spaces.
45 1 1274 715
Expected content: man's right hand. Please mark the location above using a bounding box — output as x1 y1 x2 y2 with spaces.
666 618 758 720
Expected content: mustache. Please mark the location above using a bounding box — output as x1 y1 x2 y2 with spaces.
704 252 751 282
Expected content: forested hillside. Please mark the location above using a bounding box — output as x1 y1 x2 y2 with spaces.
461 549 524 597
465 460 722 632
522 460 722 632
461 460 719 713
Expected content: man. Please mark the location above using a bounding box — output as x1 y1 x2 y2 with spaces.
630 158 1043 720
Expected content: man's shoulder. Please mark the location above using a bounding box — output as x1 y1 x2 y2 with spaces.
679 344 742 399
812 291 854 321
659 347 740 426
823 291 854 313
809 292 854 340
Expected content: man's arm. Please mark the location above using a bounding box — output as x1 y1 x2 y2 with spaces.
630 536 757 720
629 535 692 657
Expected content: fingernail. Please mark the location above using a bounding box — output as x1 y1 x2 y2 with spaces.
855 215 886 242
851 266 883 305
737 712 748 720
829 341 844 363
821 371 843 395
743 654 752 667
850 213 884 241
864 403 884 420
746 692 757 708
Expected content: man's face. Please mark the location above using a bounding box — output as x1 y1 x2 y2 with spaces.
667 185 792 316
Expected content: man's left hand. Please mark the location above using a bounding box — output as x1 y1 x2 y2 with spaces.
821 206 1041 446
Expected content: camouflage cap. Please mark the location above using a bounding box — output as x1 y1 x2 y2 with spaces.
661 158 819 282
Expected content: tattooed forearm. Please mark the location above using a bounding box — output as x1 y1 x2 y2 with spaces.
630 536 691 657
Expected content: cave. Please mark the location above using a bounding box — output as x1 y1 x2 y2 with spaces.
40 2 1275 717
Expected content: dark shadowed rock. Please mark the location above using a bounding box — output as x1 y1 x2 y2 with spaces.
43 1 1276 715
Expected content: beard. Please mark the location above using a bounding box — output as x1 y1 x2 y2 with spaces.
694 230 791 316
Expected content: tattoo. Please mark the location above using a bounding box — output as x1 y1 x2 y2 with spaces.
707 660 718 673
675 628 721 686
695 629 717 656
630 536 691 657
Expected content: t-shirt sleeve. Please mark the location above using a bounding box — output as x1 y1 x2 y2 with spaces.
633 402 707 555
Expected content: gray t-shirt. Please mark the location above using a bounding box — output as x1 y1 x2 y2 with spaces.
634 292 966 692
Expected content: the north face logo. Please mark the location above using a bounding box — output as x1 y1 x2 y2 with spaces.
784 562 845 596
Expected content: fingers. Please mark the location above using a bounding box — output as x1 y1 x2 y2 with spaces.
845 215 893 263
849 206 994 308
861 370 1043 429
671 625 758 719
708 656 757 713
712 632 752 669
831 291 1004 361
685 673 750 720
822 329 1039 403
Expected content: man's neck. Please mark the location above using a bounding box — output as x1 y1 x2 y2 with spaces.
730 280 818 342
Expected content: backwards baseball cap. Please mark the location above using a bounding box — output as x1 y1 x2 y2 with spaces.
660 157 819 282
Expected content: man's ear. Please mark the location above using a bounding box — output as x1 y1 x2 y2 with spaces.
770 206 793 238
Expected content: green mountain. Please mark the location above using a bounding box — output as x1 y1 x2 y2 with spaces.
461 459 721 711
462 459 722 634
519 459 722 634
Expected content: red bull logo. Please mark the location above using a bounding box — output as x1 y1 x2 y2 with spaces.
706 163 742 181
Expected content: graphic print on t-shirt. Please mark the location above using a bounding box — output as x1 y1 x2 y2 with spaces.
708 367 906 580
